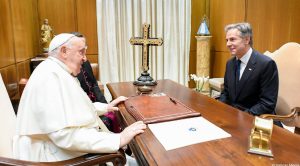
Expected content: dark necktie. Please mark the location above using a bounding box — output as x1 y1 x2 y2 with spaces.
235 59 241 82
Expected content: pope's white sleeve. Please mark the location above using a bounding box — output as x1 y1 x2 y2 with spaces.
48 127 121 153
93 102 108 116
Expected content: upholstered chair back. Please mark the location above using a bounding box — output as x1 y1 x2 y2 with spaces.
0 74 16 158
265 42 300 127
90 63 99 80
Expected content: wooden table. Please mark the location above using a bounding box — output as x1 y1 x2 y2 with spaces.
107 79 300 166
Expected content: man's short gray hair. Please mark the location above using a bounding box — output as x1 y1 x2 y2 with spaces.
225 22 253 47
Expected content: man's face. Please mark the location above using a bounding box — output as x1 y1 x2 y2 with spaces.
63 38 87 76
226 28 250 58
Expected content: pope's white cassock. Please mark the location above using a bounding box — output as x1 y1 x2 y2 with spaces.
13 56 120 162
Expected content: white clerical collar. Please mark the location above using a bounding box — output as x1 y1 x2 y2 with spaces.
237 47 252 65
48 56 72 74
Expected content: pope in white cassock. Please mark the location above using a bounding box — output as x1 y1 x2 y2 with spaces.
13 33 146 164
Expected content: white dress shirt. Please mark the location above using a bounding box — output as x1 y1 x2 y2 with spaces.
237 47 252 80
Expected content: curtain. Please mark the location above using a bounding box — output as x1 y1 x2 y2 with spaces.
96 0 191 100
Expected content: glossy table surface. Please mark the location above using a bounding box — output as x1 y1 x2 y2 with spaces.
107 79 300 166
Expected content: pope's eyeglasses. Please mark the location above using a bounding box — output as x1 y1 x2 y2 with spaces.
78 46 88 56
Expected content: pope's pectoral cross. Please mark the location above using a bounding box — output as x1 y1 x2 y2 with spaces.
130 24 163 86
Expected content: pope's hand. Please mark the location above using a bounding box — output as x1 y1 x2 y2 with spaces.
119 121 146 147
111 96 128 106
107 105 119 112
107 96 128 112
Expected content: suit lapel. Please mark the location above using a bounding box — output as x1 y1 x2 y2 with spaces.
235 51 257 98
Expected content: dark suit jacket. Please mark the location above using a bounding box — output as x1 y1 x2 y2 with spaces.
219 50 279 116
77 61 122 131
77 60 107 103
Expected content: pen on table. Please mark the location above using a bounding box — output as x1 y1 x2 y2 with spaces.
169 97 177 104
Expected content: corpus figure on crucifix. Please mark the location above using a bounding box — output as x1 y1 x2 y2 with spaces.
130 24 163 86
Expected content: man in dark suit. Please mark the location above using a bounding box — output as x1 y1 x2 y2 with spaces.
219 22 279 118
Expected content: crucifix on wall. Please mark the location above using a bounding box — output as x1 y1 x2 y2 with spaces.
130 23 163 86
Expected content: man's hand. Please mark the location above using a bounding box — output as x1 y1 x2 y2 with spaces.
107 96 128 112
111 96 128 106
119 121 146 147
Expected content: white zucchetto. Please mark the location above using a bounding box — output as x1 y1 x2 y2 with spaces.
48 33 75 52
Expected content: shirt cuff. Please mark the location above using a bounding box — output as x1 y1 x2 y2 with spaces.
93 102 108 116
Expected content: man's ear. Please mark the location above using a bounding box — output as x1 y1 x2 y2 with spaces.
244 36 250 45
60 46 68 58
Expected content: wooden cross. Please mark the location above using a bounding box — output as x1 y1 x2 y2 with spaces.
130 24 163 72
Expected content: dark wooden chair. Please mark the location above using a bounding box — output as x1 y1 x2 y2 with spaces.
1 73 125 165
260 107 300 134
0 152 126 166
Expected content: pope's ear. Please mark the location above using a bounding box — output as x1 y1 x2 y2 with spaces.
60 46 68 58
60 46 67 53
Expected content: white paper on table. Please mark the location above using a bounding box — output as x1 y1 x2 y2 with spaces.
148 117 231 151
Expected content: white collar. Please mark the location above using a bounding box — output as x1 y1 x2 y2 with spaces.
237 47 252 65
48 56 72 74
